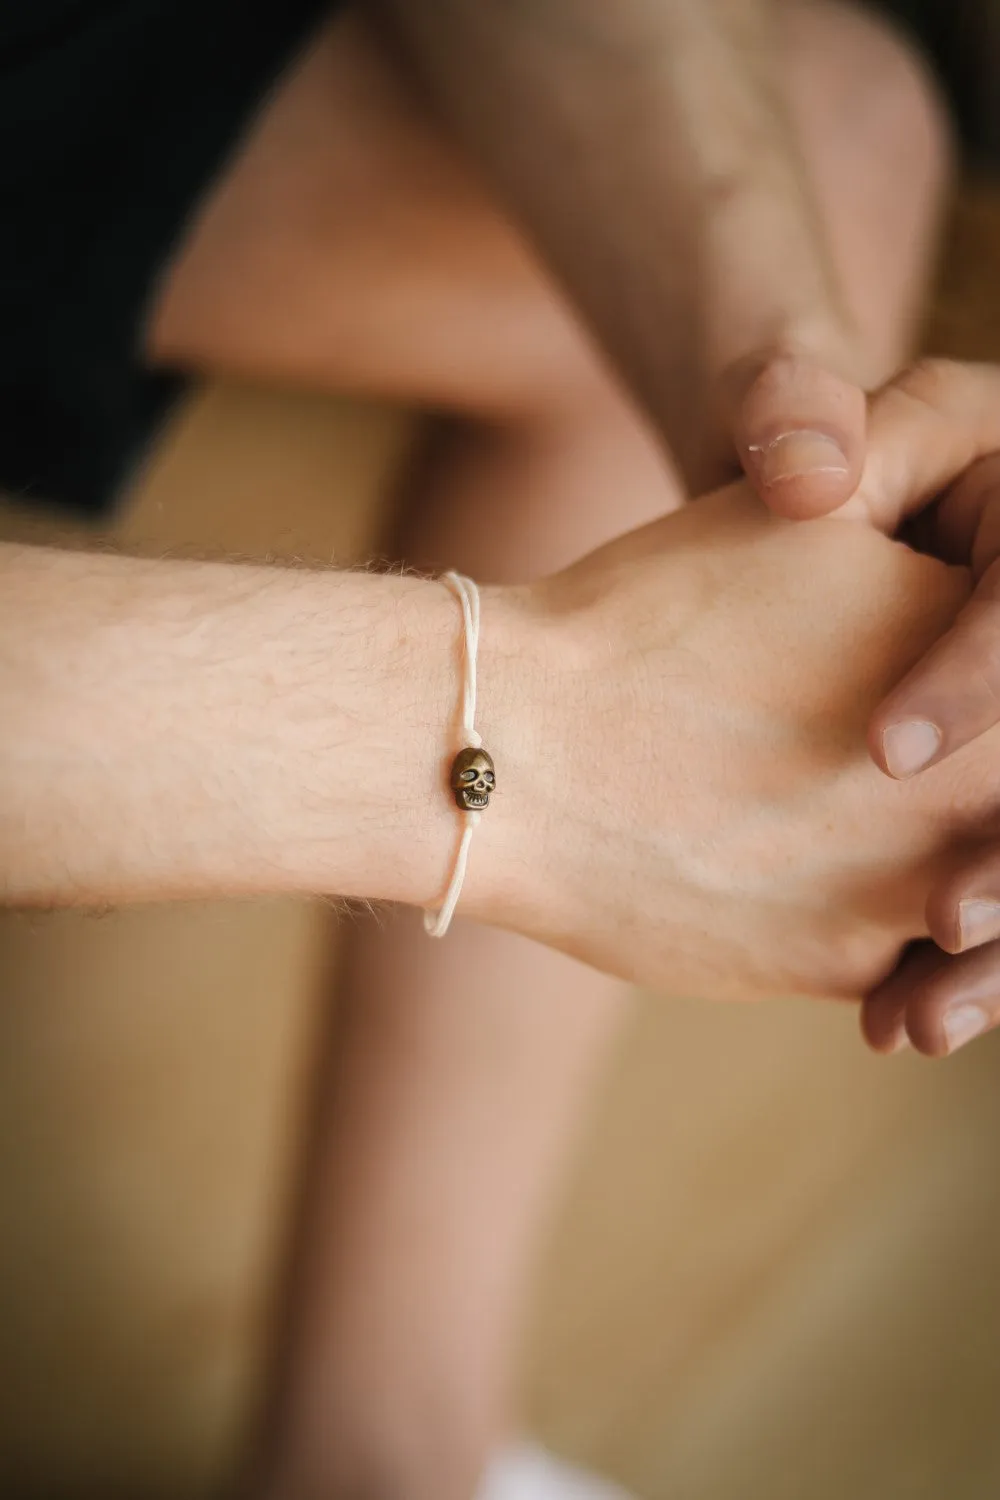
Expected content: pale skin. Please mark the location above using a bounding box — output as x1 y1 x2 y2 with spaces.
4 404 994 992
11 375 1000 942
4 1 995 1497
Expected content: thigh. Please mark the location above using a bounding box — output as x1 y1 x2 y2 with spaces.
149 1 948 423
148 8 603 418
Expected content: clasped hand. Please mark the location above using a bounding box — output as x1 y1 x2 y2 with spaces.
495 360 1000 1050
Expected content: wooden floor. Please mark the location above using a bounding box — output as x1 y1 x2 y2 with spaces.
3 186 1000 1500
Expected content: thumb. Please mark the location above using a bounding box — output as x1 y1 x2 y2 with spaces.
728 349 867 520
848 361 1000 536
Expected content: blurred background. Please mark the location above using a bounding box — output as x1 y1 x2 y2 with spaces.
4 2 1000 1498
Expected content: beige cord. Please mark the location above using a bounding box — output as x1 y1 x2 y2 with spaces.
424 572 484 939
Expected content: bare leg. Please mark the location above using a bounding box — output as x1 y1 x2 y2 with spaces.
151 6 951 1498
152 4 949 415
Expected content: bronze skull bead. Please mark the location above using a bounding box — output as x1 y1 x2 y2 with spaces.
450 746 496 811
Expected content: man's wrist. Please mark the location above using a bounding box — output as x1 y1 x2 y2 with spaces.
0 543 548 913
285 569 555 929
446 582 558 931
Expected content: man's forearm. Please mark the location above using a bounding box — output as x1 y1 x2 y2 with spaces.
0 541 529 910
375 0 844 470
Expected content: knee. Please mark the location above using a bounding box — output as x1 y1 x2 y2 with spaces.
787 0 954 191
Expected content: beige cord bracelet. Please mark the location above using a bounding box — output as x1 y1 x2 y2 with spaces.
423 572 496 938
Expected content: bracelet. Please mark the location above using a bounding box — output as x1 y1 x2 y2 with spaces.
423 572 495 939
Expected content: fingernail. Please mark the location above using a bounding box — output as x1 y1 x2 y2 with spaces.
751 430 849 488
942 1003 990 1054
888 1027 910 1055
882 720 942 778
957 898 1000 951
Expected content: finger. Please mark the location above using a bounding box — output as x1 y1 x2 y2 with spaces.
926 843 1000 955
865 939 1000 1058
729 350 865 520
869 445 1000 775
923 452 1000 566
847 359 1000 535
860 942 940 1054
868 553 999 778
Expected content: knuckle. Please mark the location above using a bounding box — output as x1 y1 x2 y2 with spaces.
840 927 908 999
893 356 964 410
931 751 1000 832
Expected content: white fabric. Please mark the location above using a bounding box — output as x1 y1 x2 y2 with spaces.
476 1442 639 1500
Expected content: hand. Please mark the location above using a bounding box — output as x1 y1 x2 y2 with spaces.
850 360 1000 1057
378 0 879 521
481 468 990 1001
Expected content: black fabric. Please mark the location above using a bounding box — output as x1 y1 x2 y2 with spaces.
0 0 331 517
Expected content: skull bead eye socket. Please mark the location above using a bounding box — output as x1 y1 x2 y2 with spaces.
460 769 479 783
483 771 495 784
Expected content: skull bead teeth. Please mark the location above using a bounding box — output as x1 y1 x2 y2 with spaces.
450 746 496 811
